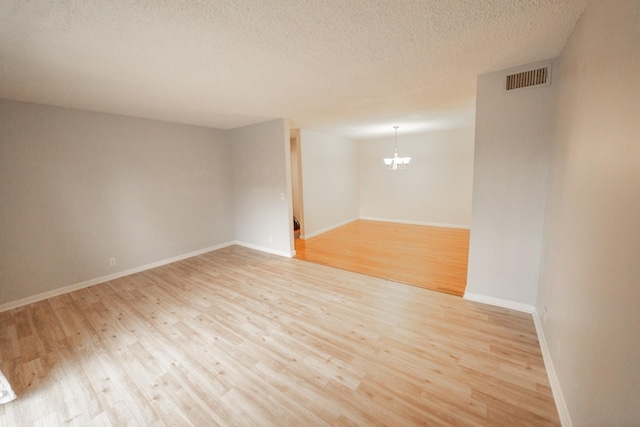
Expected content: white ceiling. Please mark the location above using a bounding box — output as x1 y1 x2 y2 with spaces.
0 0 587 138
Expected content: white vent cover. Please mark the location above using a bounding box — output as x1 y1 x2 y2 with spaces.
506 66 550 91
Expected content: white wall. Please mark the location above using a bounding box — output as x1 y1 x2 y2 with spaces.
0 102 295 308
0 99 234 306
465 61 555 308
289 129 303 226
358 127 475 227
537 1 640 425
231 119 293 256
299 129 359 238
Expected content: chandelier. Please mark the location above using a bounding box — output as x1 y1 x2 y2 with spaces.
383 126 411 170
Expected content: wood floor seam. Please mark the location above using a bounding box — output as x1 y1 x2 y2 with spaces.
0 245 559 426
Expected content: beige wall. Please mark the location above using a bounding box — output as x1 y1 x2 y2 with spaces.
358 127 475 227
299 129 359 238
289 129 303 227
537 1 640 424
0 99 234 306
230 119 293 256
466 60 555 307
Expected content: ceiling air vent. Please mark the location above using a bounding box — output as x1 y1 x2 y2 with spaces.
506 66 550 91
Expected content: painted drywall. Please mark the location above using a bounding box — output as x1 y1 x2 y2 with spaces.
299 129 359 238
290 129 304 230
358 127 475 227
0 99 234 306
465 60 555 306
230 119 293 256
536 1 640 425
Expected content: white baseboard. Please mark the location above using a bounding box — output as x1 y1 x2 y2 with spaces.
463 293 572 426
359 216 470 230
0 241 235 313
301 217 359 239
532 311 572 427
463 292 535 313
233 241 295 258
300 217 469 240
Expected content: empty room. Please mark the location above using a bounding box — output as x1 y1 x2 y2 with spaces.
1 1 638 426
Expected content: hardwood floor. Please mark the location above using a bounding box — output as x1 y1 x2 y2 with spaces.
295 220 470 296
0 246 559 426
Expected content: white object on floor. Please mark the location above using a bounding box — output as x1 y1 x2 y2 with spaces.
0 370 16 404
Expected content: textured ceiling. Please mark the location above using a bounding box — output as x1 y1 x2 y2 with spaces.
0 0 587 138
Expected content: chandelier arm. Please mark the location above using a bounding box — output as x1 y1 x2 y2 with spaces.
394 125 399 151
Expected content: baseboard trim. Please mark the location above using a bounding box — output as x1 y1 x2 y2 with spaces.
359 216 470 230
300 217 468 240
233 241 295 258
463 293 535 313
463 293 572 425
532 311 573 427
0 241 235 313
301 217 359 239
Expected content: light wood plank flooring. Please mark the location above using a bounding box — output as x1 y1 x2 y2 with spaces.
295 220 470 296
0 246 558 426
